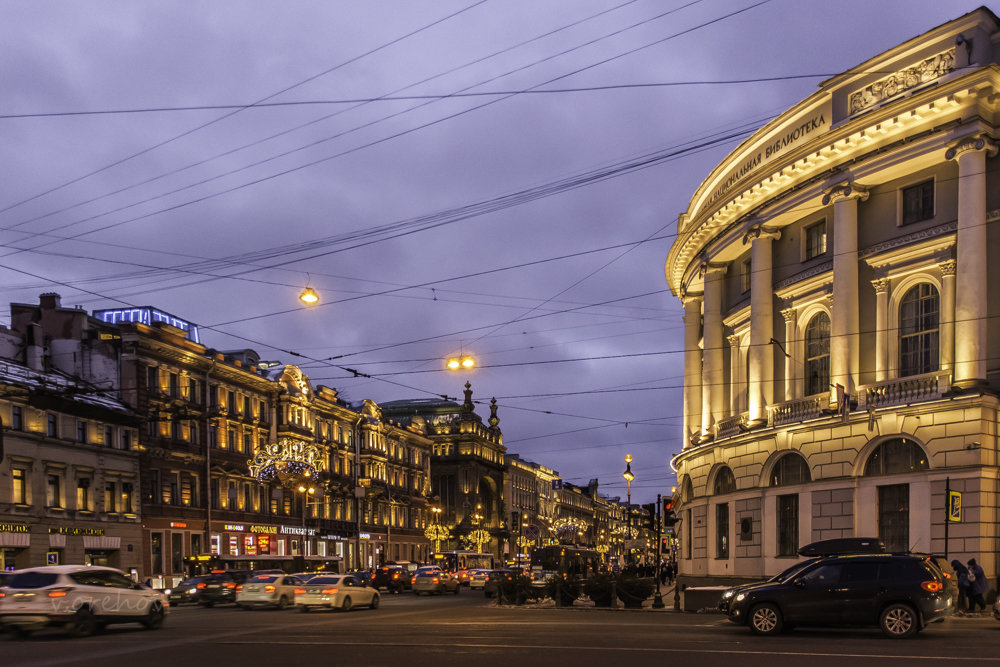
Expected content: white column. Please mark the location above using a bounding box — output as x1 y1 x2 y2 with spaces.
947 135 997 386
939 260 956 374
728 334 742 415
823 182 868 399
682 296 703 448
871 278 889 382
701 264 727 438
746 227 780 424
781 308 796 401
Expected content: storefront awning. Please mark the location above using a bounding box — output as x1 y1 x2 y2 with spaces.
83 536 121 550
0 532 29 548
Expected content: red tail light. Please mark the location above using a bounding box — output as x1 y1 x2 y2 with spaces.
921 581 943 592
47 587 73 598
223 583 236 589
264 585 275 593
432 577 439 584
236 585 243 593
196 583 207 589
321 587 339 595
294 588 306 595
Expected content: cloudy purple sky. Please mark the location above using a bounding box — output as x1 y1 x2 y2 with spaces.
0 1 988 504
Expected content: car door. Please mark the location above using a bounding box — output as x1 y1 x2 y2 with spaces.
835 560 882 624
779 563 843 625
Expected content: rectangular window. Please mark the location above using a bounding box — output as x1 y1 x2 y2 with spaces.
103 425 113 447
169 373 179 398
149 469 160 504
242 433 251 454
901 179 934 225
46 474 61 508
12 468 27 505
120 430 131 450
151 532 163 575
105 481 116 513
777 494 799 556
209 426 218 449
739 258 751 294
804 220 827 260
211 478 220 510
187 378 199 403
47 414 58 438
167 475 178 506
11 405 22 430
227 391 235 411
243 397 251 416
226 428 235 450
147 366 159 393
181 475 193 506
878 484 910 553
121 482 134 513
77 478 91 511
716 503 729 559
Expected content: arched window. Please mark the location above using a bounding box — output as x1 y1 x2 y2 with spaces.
680 476 694 503
713 466 736 495
804 313 830 396
770 453 811 486
899 284 939 377
863 438 929 476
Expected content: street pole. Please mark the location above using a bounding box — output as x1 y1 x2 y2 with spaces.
652 493 665 608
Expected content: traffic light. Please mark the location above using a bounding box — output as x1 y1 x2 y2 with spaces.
642 502 658 531
663 497 677 528
511 511 521 532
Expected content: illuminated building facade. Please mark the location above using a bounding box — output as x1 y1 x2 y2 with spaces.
666 8 1000 585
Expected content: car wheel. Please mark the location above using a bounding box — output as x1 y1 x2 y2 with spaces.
880 603 918 638
748 603 784 636
299 605 311 613
276 596 289 611
9 627 32 640
437 586 444 595
141 602 165 630
371 594 380 610
67 608 98 638
203 601 214 608
453 585 460 595
341 596 352 612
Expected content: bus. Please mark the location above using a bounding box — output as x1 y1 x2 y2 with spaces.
431 550 495 584
530 545 600 580
184 554 342 577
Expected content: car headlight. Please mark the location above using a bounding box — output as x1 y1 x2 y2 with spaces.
187 587 197 594
165 589 172 595
735 593 746 602
722 590 734 599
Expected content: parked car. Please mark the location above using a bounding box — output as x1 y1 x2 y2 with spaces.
727 552 952 638
483 569 514 598
0 565 168 639
197 571 247 607
165 575 212 606
294 574 380 612
719 559 821 613
237 574 306 610
468 569 490 590
412 569 460 595
373 565 410 594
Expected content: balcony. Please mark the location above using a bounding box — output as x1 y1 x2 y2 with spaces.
859 370 952 410
771 394 825 427
716 414 747 440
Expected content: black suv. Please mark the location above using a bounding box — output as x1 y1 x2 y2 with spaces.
727 553 951 638
372 565 410 594
197 571 249 607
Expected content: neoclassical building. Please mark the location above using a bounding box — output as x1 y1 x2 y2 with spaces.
666 8 1000 584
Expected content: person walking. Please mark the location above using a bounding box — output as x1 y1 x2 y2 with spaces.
951 560 970 613
968 558 988 613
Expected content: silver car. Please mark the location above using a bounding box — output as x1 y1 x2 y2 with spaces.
236 574 305 610
294 574 380 612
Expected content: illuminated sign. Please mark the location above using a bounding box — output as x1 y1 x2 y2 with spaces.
93 307 201 344
279 525 315 536
170 522 187 528
49 526 105 536
0 523 30 533
223 524 245 532
249 525 278 534
948 491 962 522
359 533 371 540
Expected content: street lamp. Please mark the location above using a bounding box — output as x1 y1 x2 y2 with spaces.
446 355 475 370
299 287 319 304
623 454 634 566
297 484 316 557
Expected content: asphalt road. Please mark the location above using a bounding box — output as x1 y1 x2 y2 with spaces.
5 589 1000 667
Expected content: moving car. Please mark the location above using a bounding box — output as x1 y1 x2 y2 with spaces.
165 575 211 606
372 565 410 594
483 569 514 598
294 574 380 612
727 552 952 638
197 571 247 607
0 565 168 639
412 569 460 595
236 574 306 609
468 569 490 590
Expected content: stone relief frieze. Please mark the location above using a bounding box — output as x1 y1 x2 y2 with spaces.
859 221 957 259
849 47 955 115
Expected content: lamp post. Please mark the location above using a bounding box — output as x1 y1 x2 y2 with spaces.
623 454 634 567
297 483 316 556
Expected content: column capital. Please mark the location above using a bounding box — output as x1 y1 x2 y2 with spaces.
822 181 869 206
870 277 889 293
698 262 728 278
680 293 703 307
780 307 796 323
741 223 781 246
945 134 998 161
727 333 742 346
939 259 957 276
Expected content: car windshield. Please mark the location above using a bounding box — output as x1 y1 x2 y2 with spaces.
248 575 279 583
771 560 815 582
8 571 59 588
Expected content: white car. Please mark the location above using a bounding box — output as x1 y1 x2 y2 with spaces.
0 565 168 639
294 574 380 612
468 569 490 590
236 574 306 610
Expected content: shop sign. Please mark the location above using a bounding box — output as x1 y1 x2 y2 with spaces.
359 532 371 540
170 522 188 528
0 522 30 533
229 536 239 556
258 535 271 554
49 527 105 536
244 535 257 555
46 551 60 565
323 535 343 541
279 525 314 536
223 524 246 532
249 524 278 534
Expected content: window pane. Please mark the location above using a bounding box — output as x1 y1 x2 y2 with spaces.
716 503 729 559
777 494 798 556
805 313 830 396
899 284 939 376
878 484 909 552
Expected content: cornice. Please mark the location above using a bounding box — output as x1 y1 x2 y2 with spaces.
859 221 957 261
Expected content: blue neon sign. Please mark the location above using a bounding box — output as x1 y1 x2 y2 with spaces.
93 307 201 344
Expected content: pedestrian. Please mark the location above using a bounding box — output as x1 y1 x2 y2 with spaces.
967 558 988 612
951 560 970 613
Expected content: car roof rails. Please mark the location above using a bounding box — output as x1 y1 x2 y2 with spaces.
797 537 886 557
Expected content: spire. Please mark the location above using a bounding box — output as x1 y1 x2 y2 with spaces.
461 381 474 414
488 397 499 429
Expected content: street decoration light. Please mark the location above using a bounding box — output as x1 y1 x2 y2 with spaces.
468 529 491 554
623 454 634 563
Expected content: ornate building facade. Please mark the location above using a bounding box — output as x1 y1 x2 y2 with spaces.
666 8 1000 584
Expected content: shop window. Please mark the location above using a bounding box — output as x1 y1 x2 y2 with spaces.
804 312 830 396
716 503 729 559
12 468 27 505
47 414 58 438
76 478 91 511
191 534 202 555
899 284 939 377
46 474 61 508
11 405 21 430
777 494 799 556
121 482 134 513
901 179 934 225
770 453 811 487
105 481 116 513
803 219 827 260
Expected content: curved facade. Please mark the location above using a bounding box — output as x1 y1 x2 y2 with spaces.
666 8 1000 584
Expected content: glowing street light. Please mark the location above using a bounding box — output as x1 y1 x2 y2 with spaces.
299 287 319 305
446 355 475 370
